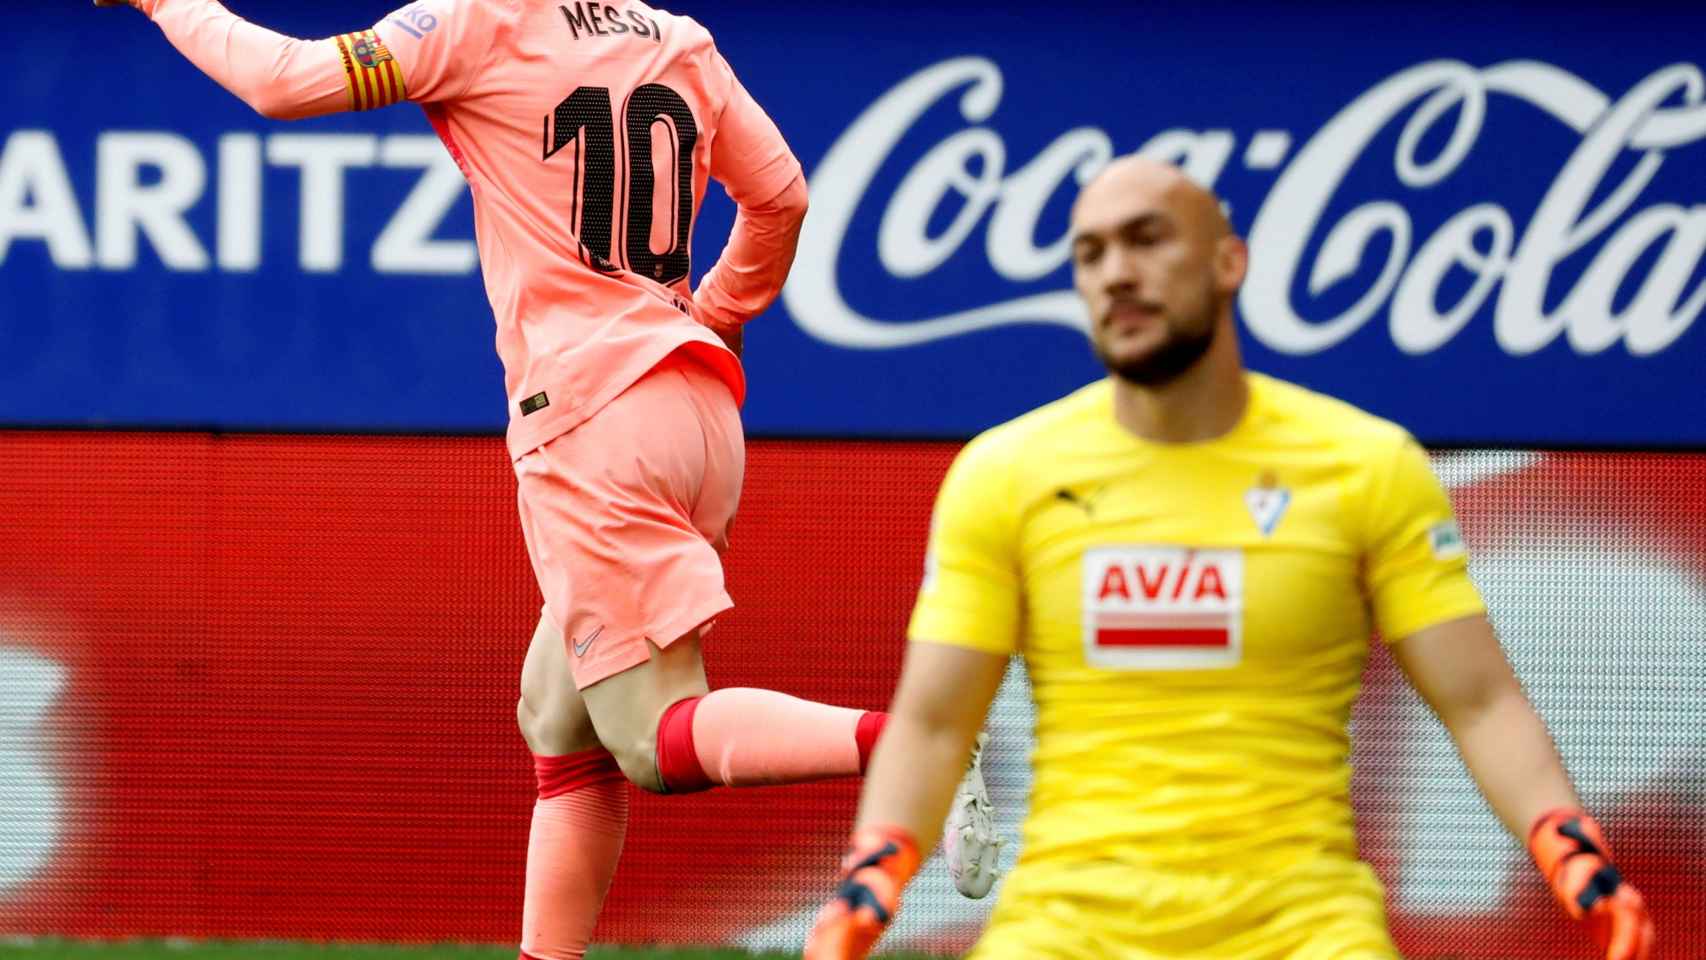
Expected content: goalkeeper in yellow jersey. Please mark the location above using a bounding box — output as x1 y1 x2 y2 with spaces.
804 156 1654 960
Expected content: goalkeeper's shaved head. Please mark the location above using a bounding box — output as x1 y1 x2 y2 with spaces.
1069 156 1246 387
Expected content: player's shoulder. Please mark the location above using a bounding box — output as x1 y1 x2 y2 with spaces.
931 382 1106 523
446 0 522 22
956 379 1111 475
612 1 733 104
629 1 718 51
419 0 527 42
541 1 719 56
1250 371 1412 454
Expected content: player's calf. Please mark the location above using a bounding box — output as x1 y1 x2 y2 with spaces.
586 688 889 794
577 631 890 794
651 688 887 791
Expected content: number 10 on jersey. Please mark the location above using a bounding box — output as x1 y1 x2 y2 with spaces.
543 84 699 285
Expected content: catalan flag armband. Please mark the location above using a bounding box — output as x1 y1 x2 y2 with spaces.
334 30 407 111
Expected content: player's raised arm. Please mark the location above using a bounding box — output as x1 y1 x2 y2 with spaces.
97 0 485 120
97 0 366 119
693 55 809 335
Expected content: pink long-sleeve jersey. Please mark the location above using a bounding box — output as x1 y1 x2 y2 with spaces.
140 0 807 458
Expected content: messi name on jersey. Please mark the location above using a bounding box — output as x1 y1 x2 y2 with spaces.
1082 546 1244 671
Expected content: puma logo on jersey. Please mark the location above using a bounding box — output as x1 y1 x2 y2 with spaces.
1054 485 1106 518
1082 546 1243 670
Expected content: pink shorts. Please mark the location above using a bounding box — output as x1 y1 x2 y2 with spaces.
514 350 744 689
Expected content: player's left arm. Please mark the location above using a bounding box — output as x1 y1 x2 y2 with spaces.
855 640 1008 857
805 434 1022 960
804 640 1008 960
1368 436 1653 960
695 50 809 336
96 0 482 119
1392 614 1576 838
1394 615 1654 960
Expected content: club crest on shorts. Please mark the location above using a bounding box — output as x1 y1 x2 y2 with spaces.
1243 471 1291 538
1081 546 1243 670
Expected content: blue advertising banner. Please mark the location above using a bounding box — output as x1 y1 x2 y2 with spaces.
3 2 1703 445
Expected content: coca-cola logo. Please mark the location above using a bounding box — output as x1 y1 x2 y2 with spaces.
784 57 1706 357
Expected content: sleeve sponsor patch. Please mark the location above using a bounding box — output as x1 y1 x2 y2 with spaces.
1429 520 1466 559
334 30 407 111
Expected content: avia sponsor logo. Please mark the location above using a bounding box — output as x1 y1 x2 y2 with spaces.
1081 546 1243 671
785 57 1706 358
0 131 474 275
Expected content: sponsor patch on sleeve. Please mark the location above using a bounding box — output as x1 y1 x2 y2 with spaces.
1429 520 1466 559
334 30 407 111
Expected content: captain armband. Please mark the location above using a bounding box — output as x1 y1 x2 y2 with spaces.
333 30 407 110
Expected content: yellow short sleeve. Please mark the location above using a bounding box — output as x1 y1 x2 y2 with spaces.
1363 434 1486 642
907 434 1023 656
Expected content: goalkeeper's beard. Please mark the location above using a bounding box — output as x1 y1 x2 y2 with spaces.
1094 300 1219 387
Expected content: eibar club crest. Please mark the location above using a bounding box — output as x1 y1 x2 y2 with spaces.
1243 472 1290 538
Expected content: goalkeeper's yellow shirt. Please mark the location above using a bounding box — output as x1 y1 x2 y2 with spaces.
912 373 1485 960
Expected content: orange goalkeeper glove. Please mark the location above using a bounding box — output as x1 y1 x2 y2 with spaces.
1528 808 1655 960
803 825 922 960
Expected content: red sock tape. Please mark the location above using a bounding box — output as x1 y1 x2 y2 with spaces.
655 695 714 793
855 710 889 773
533 748 622 800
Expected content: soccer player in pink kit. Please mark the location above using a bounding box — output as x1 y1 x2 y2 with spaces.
97 0 999 956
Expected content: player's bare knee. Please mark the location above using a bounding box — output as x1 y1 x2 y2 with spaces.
608 736 666 794
517 689 596 755
515 696 550 751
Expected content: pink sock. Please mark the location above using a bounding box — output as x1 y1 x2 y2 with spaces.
520 750 628 960
654 688 889 791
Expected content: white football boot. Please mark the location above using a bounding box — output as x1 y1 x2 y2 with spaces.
942 731 1003 899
